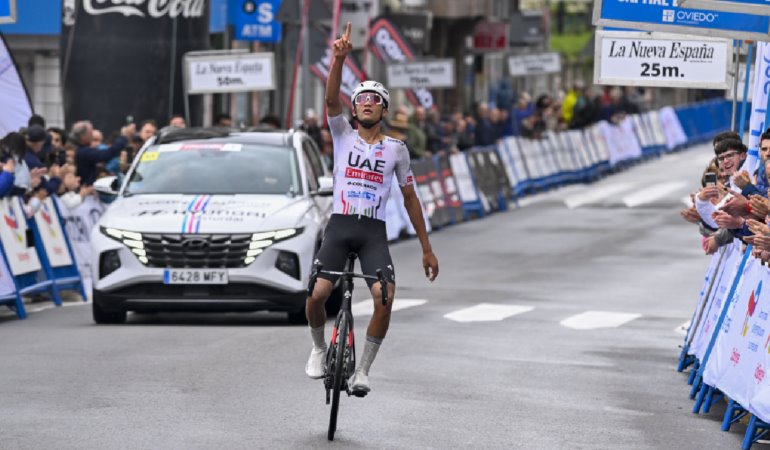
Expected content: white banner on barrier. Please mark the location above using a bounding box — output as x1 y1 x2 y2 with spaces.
686 250 725 344
58 196 104 280
599 119 643 166
657 107 688 150
692 241 743 360
0 254 14 297
0 197 41 276
449 153 479 203
33 197 73 268
704 256 770 409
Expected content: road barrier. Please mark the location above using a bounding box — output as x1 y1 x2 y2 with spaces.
0 99 730 320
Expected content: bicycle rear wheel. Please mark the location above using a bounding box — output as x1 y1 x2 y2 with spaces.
328 313 348 441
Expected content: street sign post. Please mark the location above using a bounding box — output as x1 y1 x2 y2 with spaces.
593 0 770 40
386 59 455 89
508 52 561 77
680 0 770 16
594 31 731 89
0 0 16 24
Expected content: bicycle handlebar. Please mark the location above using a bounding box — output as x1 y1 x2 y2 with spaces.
307 263 388 306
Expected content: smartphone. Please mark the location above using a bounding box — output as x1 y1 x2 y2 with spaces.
704 172 717 186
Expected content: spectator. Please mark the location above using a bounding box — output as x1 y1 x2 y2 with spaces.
0 157 14 198
319 129 333 170
138 120 158 144
72 120 134 185
92 129 107 149
474 102 497 147
453 117 474 152
24 124 48 169
47 127 67 166
169 114 186 128
404 107 427 158
512 92 534 136
214 113 233 127
300 109 324 151
259 114 282 129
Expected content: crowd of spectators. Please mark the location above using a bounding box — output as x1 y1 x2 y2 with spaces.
299 83 651 165
0 114 171 216
680 130 770 262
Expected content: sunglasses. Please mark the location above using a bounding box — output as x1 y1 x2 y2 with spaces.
717 150 740 162
354 93 384 105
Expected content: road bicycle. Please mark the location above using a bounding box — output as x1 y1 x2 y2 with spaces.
307 253 388 441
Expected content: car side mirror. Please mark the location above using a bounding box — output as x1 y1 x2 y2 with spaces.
316 176 333 196
93 176 119 195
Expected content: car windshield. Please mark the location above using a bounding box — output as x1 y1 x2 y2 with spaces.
124 141 301 195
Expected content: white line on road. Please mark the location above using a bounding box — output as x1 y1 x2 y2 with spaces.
560 311 641 330
564 183 635 209
621 181 688 208
444 303 534 323
515 185 587 208
352 298 427 317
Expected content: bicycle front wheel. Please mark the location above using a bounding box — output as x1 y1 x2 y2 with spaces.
328 313 348 441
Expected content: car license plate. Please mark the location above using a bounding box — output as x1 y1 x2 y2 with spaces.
163 269 228 285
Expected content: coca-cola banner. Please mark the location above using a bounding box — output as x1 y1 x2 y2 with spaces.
368 16 434 110
60 0 210 132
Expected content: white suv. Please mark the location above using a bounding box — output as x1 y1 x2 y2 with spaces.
90 127 333 324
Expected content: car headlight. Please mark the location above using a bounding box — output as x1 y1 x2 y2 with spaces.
100 227 149 265
244 227 304 265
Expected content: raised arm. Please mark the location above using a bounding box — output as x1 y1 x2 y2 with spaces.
325 22 353 118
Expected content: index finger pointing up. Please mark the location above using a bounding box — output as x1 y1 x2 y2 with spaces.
344 21 352 39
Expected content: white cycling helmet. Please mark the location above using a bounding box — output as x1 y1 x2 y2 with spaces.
350 80 390 108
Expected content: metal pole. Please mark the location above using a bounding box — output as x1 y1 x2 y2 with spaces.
169 15 179 122
731 40 741 132
301 0 311 125
739 42 754 141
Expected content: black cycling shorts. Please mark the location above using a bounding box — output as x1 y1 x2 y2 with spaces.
314 214 395 289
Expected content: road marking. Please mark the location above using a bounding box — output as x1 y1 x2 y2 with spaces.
564 183 634 209
675 320 691 336
351 298 427 317
621 181 688 208
444 303 534 323
560 311 641 330
516 185 587 208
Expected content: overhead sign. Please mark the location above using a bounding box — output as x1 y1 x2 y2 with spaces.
386 59 455 89
0 0 15 24
508 52 561 77
592 0 770 40
233 0 283 42
387 12 432 53
680 0 770 16
184 52 276 94
594 31 730 89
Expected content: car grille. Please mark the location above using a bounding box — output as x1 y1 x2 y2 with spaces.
141 233 253 268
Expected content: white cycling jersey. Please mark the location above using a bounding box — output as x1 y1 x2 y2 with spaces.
328 114 414 221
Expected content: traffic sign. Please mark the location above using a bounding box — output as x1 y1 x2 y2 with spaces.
680 0 770 16
0 0 16 24
593 0 770 40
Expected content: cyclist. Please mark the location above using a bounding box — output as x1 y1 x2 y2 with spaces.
304 22 439 395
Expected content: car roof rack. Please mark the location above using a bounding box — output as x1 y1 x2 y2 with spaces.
154 127 232 145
